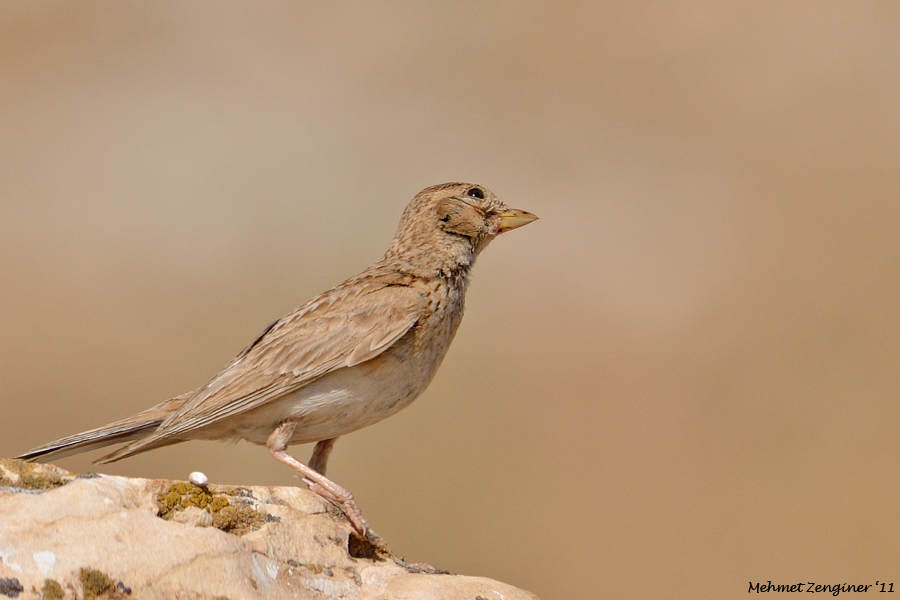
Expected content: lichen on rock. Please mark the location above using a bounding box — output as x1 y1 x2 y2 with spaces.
156 481 271 534
41 579 65 600
0 460 540 600
0 458 70 491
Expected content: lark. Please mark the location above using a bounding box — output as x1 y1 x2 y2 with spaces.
18 182 537 536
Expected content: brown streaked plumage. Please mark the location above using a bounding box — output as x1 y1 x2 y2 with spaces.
17 182 537 536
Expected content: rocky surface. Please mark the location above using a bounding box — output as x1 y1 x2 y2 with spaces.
0 459 538 600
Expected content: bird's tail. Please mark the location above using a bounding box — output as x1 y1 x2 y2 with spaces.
15 420 162 462
16 392 192 463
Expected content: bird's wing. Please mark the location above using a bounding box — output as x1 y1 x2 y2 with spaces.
142 278 426 441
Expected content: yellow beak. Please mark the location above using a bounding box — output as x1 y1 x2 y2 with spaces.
497 209 539 233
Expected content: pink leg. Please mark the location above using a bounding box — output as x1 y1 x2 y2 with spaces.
267 423 367 536
309 438 337 475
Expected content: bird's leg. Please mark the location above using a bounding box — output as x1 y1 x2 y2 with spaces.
267 423 367 536
309 438 337 475
306 438 340 504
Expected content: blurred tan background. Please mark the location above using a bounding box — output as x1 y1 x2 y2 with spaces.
2 2 900 598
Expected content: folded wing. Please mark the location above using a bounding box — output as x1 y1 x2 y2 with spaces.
99 276 425 462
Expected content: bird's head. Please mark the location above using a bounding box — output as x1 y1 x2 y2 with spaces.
384 182 538 276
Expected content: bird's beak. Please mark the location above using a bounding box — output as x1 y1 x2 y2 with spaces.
496 209 538 234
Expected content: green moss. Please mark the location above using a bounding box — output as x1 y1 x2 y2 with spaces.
156 482 266 534
0 459 68 491
157 482 218 518
212 504 266 533
42 579 65 600
79 569 115 600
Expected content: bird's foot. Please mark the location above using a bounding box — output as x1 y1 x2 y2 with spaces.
303 476 368 536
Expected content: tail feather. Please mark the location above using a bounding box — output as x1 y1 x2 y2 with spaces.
16 392 193 464
16 420 162 463
94 436 181 464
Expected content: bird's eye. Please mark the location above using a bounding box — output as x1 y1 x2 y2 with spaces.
466 187 484 199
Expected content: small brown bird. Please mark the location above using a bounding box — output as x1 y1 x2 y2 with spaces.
18 182 537 536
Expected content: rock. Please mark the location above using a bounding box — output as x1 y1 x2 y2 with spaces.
0 459 538 600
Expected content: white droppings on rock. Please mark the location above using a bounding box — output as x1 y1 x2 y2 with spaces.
32 551 56 575
188 472 208 486
0 548 23 572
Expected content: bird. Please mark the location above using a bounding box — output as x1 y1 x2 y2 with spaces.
17 182 537 537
